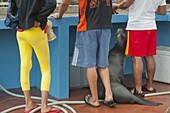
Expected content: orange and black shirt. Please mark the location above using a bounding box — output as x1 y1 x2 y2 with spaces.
77 0 112 32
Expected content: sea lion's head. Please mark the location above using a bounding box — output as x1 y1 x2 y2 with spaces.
115 28 127 51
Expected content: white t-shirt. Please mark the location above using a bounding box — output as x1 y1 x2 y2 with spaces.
126 0 166 30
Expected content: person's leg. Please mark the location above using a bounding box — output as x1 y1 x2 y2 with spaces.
97 29 113 102
23 91 37 111
98 68 113 102
144 56 156 91
72 30 100 106
132 56 143 93
73 30 111 106
41 91 59 113
17 31 37 111
143 30 157 91
86 67 100 106
125 30 151 95
29 28 59 112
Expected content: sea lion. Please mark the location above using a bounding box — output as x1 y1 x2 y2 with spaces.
97 28 161 106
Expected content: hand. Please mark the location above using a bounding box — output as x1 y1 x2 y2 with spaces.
90 0 99 8
34 21 40 27
112 4 119 14
50 13 62 19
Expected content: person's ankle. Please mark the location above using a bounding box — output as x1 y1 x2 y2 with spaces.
105 92 113 102
135 86 142 93
25 99 32 105
146 83 153 88
90 96 97 103
41 105 49 113
88 95 100 105
25 101 36 110
146 84 154 91
41 104 48 109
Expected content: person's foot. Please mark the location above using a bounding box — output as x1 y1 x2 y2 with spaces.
105 92 113 102
142 85 156 92
131 88 144 98
25 102 37 111
84 94 100 107
103 100 116 107
41 106 60 113
103 92 116 107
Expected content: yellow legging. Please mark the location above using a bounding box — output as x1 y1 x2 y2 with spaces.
17 27 51 91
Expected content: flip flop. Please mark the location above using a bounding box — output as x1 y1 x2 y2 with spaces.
142 85 156 92
24 105 39 113
103 100 117 107
47 107 61 113
84 95 100 108
132 88 145 98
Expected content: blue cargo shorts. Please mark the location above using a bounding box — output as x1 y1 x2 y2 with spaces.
72 29 111 68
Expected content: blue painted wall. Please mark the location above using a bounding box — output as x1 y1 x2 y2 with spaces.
0 29 37 88
0 14 170 99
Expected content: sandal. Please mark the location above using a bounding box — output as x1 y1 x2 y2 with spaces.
132 88 145 98
103 100 117 107
142 85 156 92
46 107 60 113
24 105 39 113
84 95 100 107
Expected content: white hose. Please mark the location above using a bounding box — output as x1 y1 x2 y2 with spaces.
0 85 84 113
1 104 68 113
30 105 68 113
1 84 170 113
165 106 170 113
1 105 26 113
52 105 69 113
145 91 170 97
29 102 79 113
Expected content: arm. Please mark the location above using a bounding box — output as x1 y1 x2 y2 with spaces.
114 0 134 9
112 0 134 13
10 0 17 16
50 0 70 19
36 0 57 22
156 5 166 15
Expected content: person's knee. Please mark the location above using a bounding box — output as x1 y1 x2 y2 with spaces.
132 57 142 63
98 67 109 72
98 67 108 69
41 66 50 74
144 56 156 66
144 55 154 61
21 61 32 71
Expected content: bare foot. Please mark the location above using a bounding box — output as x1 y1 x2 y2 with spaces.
25 102 37 111
84 95 100 107
105 92 113 102
145 85 154 91
143 84 156 92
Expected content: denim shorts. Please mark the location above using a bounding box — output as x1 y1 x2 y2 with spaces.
72 29 111 68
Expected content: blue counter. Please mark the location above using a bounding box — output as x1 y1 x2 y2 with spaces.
0 14 170 99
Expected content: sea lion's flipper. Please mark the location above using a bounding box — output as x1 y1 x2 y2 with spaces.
111 82 162 106
135 98 162 106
